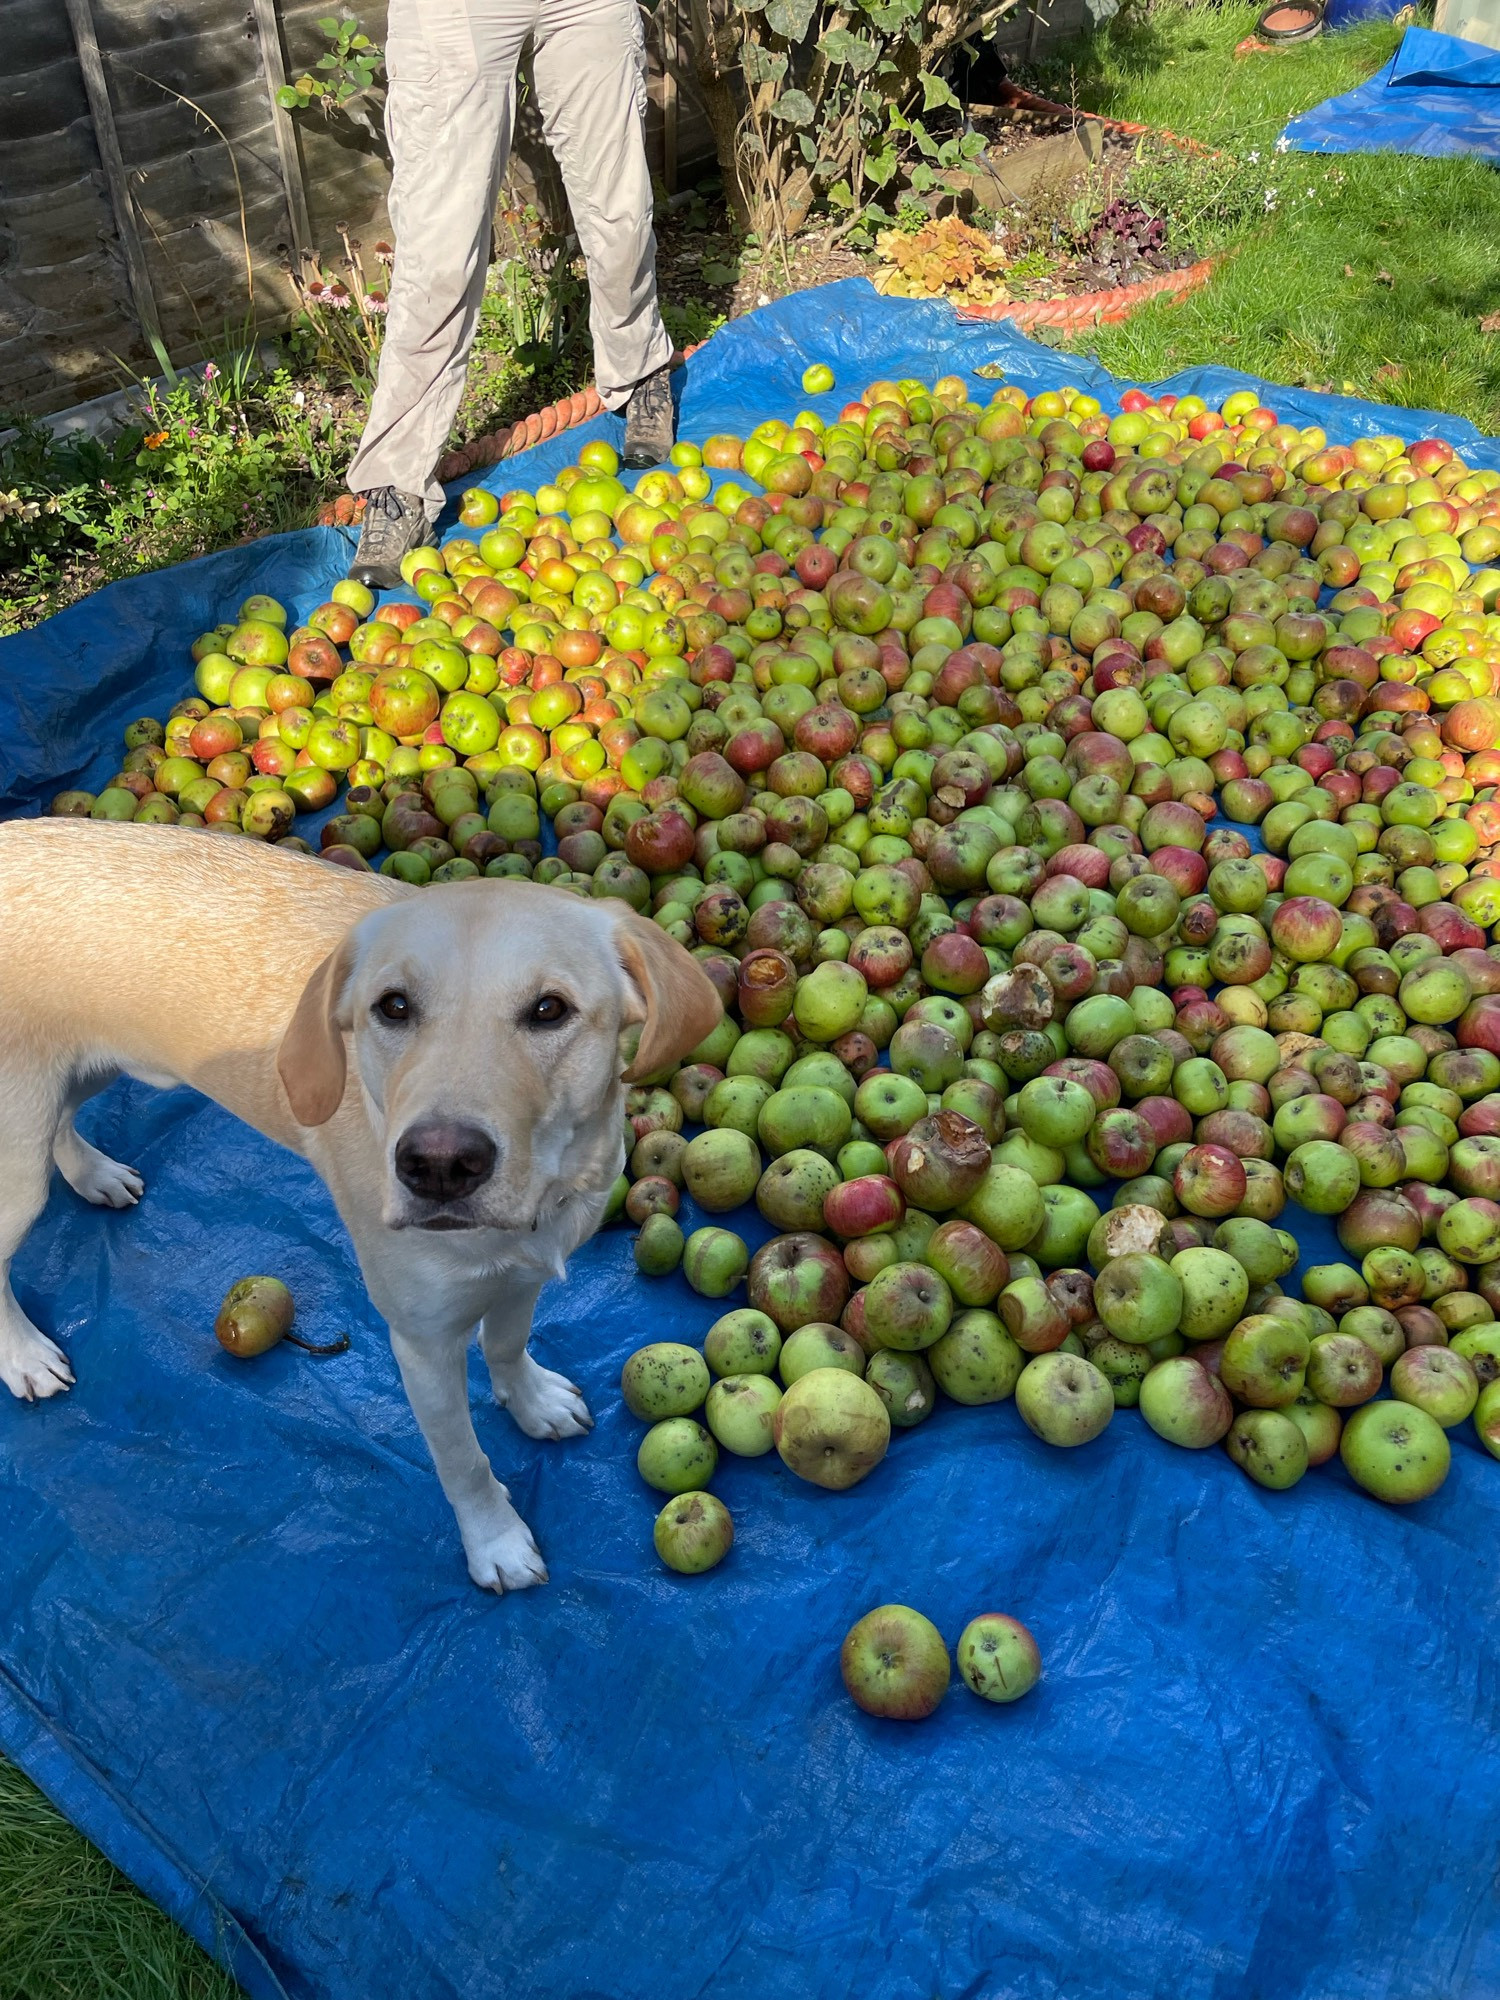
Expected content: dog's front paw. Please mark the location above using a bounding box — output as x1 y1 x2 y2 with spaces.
0 1323 74 1402
76 1156 145 1209
464 1513 550 1594
498 1354 593 1440
57 1133 144 1209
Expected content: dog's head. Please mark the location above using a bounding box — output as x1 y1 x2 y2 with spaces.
274 881 722 1236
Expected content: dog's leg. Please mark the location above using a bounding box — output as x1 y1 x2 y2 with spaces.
52 1071 143 1209
481 1282 593 1440
389 1326 550 1593
0 1069 75 1400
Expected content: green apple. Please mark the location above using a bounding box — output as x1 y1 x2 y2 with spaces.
864 1349 937 1427
621 1342 710 1419
840 1604 950 1719
774 1371 890 1488
1014 1352 1114 1446
779 1321 866 1385
654 1492 734 1573
1226 1409 1308 1489
704 1309 781 1377
928 1309 1024 1404
1340 1400 1451 1504
637 1418 717 1493
956 1614 1042 1703
705 1374 782 1455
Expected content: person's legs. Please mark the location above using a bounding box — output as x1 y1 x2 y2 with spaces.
346 0 534 579
531 0 676 464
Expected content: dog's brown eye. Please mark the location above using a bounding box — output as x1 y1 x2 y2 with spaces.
376 991 411 1023
529 995 569 1026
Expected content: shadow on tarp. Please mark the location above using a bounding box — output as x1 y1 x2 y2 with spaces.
1283 23 1500 156
2 280 1500 2000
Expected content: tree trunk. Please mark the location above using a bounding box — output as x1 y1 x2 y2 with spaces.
684 0 754 231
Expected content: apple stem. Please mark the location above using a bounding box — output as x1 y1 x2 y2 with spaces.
285 1331 352 1356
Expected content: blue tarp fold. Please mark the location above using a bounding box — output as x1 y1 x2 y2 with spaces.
3 283 1499 2000
1284 23 1500 156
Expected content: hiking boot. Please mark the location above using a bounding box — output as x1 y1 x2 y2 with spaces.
622 365 676 470
348 486 435 590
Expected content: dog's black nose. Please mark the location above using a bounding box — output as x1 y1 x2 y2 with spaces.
394 1123 497 1202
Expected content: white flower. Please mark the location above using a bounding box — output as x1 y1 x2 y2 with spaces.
1275 134 1290 153
1247 150 1260 163
293 389 305 407
1264 187 1278 211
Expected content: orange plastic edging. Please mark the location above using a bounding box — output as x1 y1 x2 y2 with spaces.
958 251 1220 330
436 341 706 481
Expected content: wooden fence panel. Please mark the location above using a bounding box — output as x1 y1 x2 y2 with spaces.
2 0 1063 419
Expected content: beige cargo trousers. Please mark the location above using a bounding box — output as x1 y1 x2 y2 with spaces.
347 0 674 516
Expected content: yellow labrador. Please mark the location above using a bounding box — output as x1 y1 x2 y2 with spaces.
0 819 721 1591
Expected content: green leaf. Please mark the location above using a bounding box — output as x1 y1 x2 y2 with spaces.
317 14 339 32
350 31 370 46
959 130 986 158
828 178 855 209
275 84 301 108
919 69 959 111
819 26 880 70
316 52 339 68
799 132 817 161
765 0 816 37
860 0 918 30
295 74 316 92
908 161 935 191
701 260 740 283
742 41 788 82
771 87 815 125
732 0 768 14
864 143 897 187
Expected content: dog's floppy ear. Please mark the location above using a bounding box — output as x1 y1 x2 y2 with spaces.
277 930 360 1125
614 910 724 1082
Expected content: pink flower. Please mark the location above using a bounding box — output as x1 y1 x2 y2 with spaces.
204 361 219 380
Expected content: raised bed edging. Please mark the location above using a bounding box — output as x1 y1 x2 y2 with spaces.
959 251 1221 332
994 81 1222 161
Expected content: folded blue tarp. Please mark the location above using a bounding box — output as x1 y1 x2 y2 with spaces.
1284 22 1500 155
4 281 1500 2000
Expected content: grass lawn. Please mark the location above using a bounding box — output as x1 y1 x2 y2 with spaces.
1023 1 1500 428
0 1755 238 1999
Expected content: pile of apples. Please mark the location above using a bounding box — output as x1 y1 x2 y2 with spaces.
50 362 1500 1565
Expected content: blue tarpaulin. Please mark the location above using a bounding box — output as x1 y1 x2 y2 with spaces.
3 282 1499 2000
1326 0 1407 31
1284 22 1500 155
